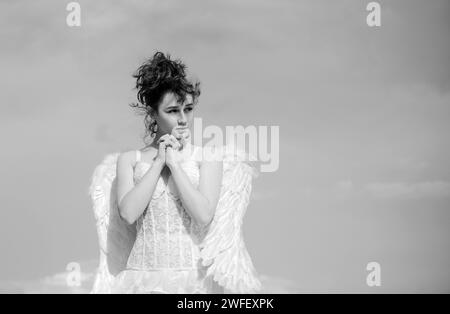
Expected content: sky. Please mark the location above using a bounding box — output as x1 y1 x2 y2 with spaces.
0 0 449 293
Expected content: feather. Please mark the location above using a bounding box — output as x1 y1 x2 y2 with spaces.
199 144 262 294
88 144 262 294
88 152 136 294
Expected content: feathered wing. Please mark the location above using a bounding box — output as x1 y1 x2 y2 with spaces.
199 145 262 294
88 153 136 294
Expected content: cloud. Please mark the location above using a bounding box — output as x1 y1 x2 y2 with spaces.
297 180 450 201
364 180 450 200
40 270 94 288
258 274 302 293
0 261 300 294
0 260 97 294
1 0 449 291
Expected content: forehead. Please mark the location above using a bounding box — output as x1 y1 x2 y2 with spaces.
160 92 193 108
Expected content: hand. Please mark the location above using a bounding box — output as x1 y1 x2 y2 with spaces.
155 134 181 166
165 135 184 168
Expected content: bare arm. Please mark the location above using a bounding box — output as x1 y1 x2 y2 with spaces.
167 154 223 227
117 152 165 225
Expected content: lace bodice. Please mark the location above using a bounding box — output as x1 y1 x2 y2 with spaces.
126 146 207 271
89 143 262 294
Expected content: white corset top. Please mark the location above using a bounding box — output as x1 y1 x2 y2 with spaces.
126 145 207 271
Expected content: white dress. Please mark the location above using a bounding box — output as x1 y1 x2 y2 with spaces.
111 147 223 293
89 143 262 294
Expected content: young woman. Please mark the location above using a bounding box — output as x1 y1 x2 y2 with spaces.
89 51 261 294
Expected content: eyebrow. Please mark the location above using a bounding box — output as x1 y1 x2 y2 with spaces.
165 103 194 110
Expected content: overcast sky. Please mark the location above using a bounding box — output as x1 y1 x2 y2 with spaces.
0 0 449 293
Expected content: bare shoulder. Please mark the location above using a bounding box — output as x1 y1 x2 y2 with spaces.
117 150 137 168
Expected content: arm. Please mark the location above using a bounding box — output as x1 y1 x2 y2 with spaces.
116 152 165 225
168 157 223 227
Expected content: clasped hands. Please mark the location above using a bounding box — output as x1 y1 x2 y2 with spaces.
154 128 191 169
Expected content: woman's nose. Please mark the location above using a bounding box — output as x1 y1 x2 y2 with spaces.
178 114 187 126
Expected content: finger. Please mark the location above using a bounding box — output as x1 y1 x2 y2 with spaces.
169 134 179 144
163 138 175 147
166 141 180 150
164 134 177 145
169 135 181 149
157 135 172 145
159 141 166 155
157 134 170 142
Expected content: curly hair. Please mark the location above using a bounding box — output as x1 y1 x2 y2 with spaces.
129 51 201 144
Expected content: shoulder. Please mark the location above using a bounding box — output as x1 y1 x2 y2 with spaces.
117 150 138 167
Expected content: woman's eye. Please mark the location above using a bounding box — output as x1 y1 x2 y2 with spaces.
167 108 192 114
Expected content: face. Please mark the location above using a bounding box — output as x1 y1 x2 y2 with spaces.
152 91 195 138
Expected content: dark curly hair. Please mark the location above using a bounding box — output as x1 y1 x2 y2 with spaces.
129 51 201 144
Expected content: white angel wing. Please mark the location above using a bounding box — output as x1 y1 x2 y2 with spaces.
199 145 262 294
88 153 136 294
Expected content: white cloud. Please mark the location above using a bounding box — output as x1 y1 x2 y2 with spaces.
365 181 450 199
300 180 450 201
0 267 300 294
258 274 302 293
0 260 97 294
40 270 94 287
